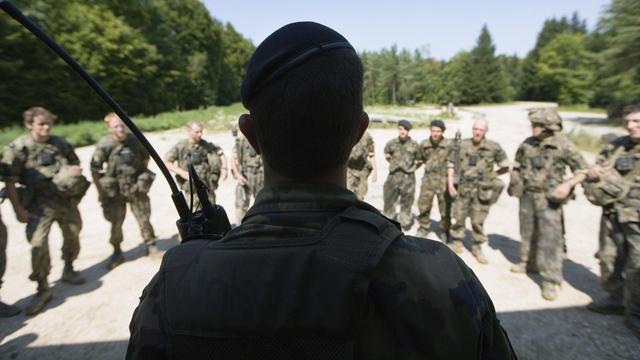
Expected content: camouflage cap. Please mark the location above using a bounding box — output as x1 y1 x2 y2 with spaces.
528 108 562 132
240 22 356 108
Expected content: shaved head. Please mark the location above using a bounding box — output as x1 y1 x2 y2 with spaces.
473 118 488 131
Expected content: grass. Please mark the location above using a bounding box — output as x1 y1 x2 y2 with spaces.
0 103 246 148
365 104 458 128
567 130 604 154
557 104 607 114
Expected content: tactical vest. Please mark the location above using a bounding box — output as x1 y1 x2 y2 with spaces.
161 206 402 359
178 142 221 191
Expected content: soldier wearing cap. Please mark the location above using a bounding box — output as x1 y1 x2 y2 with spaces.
507 108 588 301
447 117 509 264
416 119 452 239
2 106 90 316
91 113 158 267
383 119 422 230
164 121 227 208
231 133 264 223
346 131 377 200
585 104 640 339
128 22 515 359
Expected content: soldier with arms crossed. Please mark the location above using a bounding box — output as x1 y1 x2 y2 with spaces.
128 22 516 359
91 113 158 267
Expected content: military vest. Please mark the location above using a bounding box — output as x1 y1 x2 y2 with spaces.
455 139 501 187
237 137 262 172
161 206 402 359
519 136 570 193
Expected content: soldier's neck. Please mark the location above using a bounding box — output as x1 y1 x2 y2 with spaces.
30 133 49 143
263 164 347 188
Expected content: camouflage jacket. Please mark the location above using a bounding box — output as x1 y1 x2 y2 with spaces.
384 136 421 174
165 138 223 182
595 135 640 221
2 134 80 195
91 134 149 181
348 132 375 172
235 136 263 174
127 184 516 360
419 137 450 190
512 134 587 194
447 138 508 189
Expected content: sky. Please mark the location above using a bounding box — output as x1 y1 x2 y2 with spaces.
203 0 610 59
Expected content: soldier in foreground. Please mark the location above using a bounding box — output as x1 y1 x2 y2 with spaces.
0 162 20 317
383 119 421 230
508 108 588 301
585 104 640 338
128 22 516 359
164 121 227 208
91 113 158 267
447 118 509 264
347 130 377 200
3 107 90 315
231 133 264 222
416 119 451 239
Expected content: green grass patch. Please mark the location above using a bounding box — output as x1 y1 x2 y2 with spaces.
0 103 246 149
567 130 603 154
463 101 520 108
557 104 607 114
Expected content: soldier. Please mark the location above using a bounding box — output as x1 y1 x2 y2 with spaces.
416 119 451 239
383 119 421 230
3 107 90 315
0 162 20 317
507 108 588 301
584 104 640 339
91 113 158 268
231 133 264 223
164 121 227 208
128 22 516 359
447 118 509 264
346 131 377 200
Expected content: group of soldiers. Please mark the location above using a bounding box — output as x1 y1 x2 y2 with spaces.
0 103 637 339
0 107 264 318
347 106 639 338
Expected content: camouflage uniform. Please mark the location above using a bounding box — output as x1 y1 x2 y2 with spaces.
417 137 451 235
234 136 264 222
383 136 421 229
448 139 508 246
510 135 587 287
591 136 640 325
2 135 84 283
347 131 374 200
91 133 156 247
128 184 516 359
165 138 223 208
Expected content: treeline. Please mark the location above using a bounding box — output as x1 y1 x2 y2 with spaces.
0 0 254 126
361 0 640 116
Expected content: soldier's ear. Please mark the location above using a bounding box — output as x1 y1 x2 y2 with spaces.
352 112 369 147
238 114 261 154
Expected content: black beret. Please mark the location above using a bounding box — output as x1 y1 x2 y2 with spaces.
430 119 446 131
398 119 412 130
240 22 356 108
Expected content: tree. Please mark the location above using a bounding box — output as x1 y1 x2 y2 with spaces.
464 25 509 104
218 23 255 105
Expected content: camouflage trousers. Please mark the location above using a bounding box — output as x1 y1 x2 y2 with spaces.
0 215 6 289
383 171 415 229
347 168 371 201
518 191 565 285
26 199 82 282
450 187 490 244
235 170 264 223
102 193 156 246
596 210 640 320
417 181 451 235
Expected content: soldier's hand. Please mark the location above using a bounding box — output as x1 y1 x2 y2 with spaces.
15 207 32 223
237 175 247 186
68 165 83 177
550 182 572 201
221 169 228 181
179 169 190 180
588 166 603 181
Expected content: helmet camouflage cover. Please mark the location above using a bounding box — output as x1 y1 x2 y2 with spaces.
528 108 563 132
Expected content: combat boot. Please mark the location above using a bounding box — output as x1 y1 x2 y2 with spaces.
624 317 640 340
471 244 488 264
25 281 52 316
61 262 86 285
144 243 161 258
106 248 125 270
510 262 527 273
448 241 464 254
0 301 20 317
586 294 624 315
541 282 559 301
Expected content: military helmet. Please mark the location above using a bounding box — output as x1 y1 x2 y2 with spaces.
528 108 562 132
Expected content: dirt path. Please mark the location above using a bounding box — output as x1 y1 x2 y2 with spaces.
0 104 638 359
